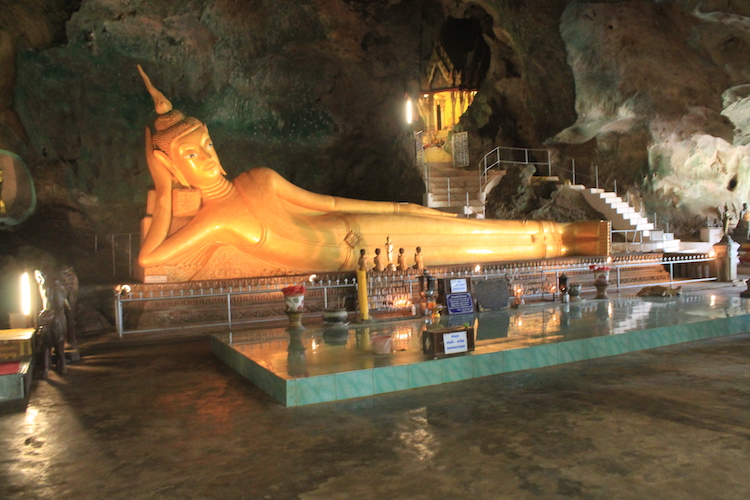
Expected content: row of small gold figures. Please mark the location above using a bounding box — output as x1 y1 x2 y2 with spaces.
357 237 426 272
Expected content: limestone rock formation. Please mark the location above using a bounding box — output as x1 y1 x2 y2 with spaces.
548 0 750 232
3 0 750 278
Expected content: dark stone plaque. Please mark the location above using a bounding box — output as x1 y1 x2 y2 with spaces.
474 278 509 311
446 293 474 314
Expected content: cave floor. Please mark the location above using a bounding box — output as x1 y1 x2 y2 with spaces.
2 281 750 499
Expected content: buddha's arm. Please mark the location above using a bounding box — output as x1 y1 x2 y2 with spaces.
139 128 175 263
139 196 265 268
139 218 217 267
252 168 456 217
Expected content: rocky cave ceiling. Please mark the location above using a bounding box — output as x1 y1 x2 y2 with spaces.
3 0 750 266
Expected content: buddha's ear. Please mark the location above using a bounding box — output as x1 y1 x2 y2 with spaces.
152 150 190 187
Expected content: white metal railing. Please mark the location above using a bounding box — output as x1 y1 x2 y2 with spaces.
115 279 357 337
114 253 717 336
478 148 672 245
429 254 716 301
479 146 552 194
611 229 645 247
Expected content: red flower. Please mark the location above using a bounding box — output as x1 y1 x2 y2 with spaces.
281 285 306 297
589 265 610 272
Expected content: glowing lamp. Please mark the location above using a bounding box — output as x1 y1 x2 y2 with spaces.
20 272 31 316
558 274 569 294
8 272 34 328
405 98 413 124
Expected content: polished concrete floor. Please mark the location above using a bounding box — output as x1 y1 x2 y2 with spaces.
2 283 750 499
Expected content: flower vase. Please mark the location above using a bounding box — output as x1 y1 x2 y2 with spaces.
284 294 305 328
284 294 305 312
594 271 610 285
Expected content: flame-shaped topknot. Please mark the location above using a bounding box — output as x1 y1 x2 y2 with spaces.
138 64 172 115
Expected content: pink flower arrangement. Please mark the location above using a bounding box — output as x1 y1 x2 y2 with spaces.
281 285 306 297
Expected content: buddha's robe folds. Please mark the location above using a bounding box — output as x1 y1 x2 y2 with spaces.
140 168 609 281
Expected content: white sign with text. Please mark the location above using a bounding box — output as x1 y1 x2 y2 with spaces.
443 331 468 354
450 278 468 293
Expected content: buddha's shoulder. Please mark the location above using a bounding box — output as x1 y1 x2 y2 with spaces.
235 167 283 187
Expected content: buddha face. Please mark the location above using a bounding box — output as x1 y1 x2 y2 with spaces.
168 125 225 188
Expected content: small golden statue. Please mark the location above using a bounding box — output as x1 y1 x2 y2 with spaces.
413 246 424 271
136 66 610 281
373 248 386 272
357 249 368 271
398 247 408 271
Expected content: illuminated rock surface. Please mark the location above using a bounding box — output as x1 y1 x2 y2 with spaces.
2 0 750 269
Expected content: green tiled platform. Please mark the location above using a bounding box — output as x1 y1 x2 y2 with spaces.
211 294 750 406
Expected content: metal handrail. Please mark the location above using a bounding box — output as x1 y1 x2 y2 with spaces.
479 146 552 194
114 253 717 336
115 280 357 337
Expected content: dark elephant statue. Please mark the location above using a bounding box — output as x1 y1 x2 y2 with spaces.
36 273 68 379
58 266 80 361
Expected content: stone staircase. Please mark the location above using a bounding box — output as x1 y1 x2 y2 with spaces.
421 146 483 217
425 164 485 217
572 186 681 252
424 143 684 251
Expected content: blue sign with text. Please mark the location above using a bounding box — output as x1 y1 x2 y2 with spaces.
446 293 474 315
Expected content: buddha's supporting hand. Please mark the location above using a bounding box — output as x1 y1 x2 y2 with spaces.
139 127 174 265
144 127 173 191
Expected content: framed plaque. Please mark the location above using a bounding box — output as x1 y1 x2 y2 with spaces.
446 293 474 315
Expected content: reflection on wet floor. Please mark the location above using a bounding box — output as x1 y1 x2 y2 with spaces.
214 293 750 381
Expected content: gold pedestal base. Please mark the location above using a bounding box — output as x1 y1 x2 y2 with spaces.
286 311 304 328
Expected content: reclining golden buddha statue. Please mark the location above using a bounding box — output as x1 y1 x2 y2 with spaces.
136 66 610 282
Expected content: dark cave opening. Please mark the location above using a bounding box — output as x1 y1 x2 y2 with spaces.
438 16 490 91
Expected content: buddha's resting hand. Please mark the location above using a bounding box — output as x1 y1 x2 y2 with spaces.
144 127 172 191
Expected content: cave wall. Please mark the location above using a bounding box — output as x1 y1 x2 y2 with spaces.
10 0 434 236
448 0 577 163
549 0 750 229
3 0 750 269
0 0 584 265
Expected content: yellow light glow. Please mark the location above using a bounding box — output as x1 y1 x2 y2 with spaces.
465 249 494 255
606 256 613 264
708 250 716 258
405 98 413 124
20 272 31 316
308 274 317 283
474 264 481 273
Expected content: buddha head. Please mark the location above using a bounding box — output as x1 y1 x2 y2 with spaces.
138 65 226 188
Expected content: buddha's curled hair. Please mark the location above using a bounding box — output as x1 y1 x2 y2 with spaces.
138 65 201 155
